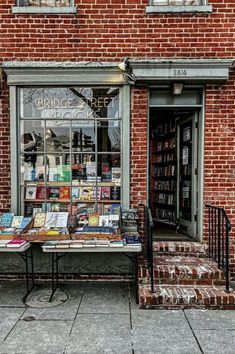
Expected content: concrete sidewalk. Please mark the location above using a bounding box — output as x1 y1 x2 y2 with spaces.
0 280 235 354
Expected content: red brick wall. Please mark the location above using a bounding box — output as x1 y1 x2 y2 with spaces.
1 1 235 273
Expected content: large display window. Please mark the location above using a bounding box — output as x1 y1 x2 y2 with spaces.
19 87 123 217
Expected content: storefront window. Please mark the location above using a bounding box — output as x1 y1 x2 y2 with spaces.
19 87 121 216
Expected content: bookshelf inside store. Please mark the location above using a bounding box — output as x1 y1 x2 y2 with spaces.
20 87 122 218
150 112 177 228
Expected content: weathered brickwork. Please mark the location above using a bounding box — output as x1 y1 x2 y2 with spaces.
0 1 235 276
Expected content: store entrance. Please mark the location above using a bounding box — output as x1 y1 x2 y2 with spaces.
149 109 198 241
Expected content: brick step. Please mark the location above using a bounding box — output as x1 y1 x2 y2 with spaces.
138 255 226 286
153 241 208 257
138 284 235 309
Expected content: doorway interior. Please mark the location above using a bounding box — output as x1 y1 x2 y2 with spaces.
149 108 199 242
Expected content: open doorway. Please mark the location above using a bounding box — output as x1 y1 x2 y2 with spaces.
149 109 199 241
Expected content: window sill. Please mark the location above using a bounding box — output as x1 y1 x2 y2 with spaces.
12 6 77 14
145 5 212 14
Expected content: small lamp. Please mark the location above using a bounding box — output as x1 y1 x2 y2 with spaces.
118 57 129 71
172 82 183 95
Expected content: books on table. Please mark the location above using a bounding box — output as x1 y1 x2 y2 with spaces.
6 240 27 248
45 212 68 228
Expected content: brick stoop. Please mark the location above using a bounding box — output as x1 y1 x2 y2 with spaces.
138 241 235 309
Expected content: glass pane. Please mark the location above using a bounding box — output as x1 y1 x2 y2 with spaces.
46 154 71 182
71 154 96 183
97 120 121 152
152 0 202 4
179 121 192 221
21 154 45 183
45 120 70 153
97 154 121 184
21 0 71 5
20 120 44 153
71 121 95 152
21 87 120 120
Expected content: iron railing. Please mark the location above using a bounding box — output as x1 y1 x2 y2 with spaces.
139 204 154 293
205 204 232 293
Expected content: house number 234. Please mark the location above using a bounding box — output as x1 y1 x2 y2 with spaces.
173 69 187 76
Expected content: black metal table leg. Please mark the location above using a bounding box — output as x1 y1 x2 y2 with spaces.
49 252 59 302
20 246 35 303
135 254 139 304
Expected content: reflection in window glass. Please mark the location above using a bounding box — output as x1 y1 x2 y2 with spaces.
152 0 203 4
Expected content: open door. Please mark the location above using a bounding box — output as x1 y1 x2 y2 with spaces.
176 113 198 239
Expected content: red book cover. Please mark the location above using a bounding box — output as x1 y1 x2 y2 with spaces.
36 186 49 200
59 187 70 200
101 187 111 200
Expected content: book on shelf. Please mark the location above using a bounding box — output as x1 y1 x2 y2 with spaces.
36 186 49 200
101 162 112 182
72 187 80 199
33 212 46 228
45 212 68 228
80 187 94 201
108 214 120 229
25 186 37 200
59 186 70 200
110 186 120 200
101 187 110 200
33 207 43 216
57 165 71 182
50 203 60 212
111 167 121 184
86 161 96 180
48 167 58 182
49 187 60 200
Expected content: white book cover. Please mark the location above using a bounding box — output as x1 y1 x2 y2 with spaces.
45 212 68 228
25 186 37 200
98 215 109 227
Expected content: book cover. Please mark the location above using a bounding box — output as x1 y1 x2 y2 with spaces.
49 187 60 200
72 187 80 199
0 213 14 227
51 203 60 212
33 207 43 216
110 203 121 215
11 216 24 228
33 212 46 228
6 239 27 248
25 186 37 200
45 212 68 228
48 167 58 182
101 162 112 182
80 187 93 201
98 215 109 227
108 214 120 228
103 204 112 215
58 165 71 182
111 167 121 184
88 213 99 226
110 187 120 200
36 186 49 200
86 161 96 180
59 187 70 200
20 217 32 229
101 187 111 200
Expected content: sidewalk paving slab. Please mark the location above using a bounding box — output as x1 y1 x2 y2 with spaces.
0 308 26 343
78 281 130 314
185 309 235 329
0 319 72 354
23 282 86 320
65 313 132 354
0 281 27 307
194 330 235 354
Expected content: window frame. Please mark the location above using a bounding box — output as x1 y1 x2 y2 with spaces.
146 0 212 13
13 0 76 14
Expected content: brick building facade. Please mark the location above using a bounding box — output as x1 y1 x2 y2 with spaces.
0 1 235 302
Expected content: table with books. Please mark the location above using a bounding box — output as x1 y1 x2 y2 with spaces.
42 209 142 302
0 213 35 303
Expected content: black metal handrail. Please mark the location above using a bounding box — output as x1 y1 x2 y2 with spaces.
205 204 232 293
139 204 154 293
